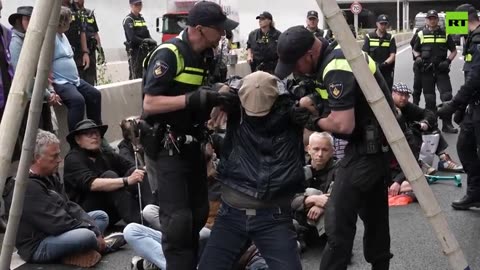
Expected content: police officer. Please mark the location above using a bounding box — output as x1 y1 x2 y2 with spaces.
246 11 281 74
141 2 238 269
413 9 458 133
276 25 394 270
63 0 91 77
72 0 104 85
305 10 332 40
123 0 156 79
363 14 396 90
410 26 425 105
437 4 480 210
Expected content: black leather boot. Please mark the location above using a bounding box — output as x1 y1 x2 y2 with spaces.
442 119 458 134
451 195 480 210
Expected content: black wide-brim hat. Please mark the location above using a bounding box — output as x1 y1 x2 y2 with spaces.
8 6 33 27
66 119 108 145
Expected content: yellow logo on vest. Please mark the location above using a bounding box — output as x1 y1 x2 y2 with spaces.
329 82 343 99
153 61 169 78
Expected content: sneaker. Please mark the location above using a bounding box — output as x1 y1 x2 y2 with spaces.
438 154 464 173
62 250 101 268
420 160 437 175
104 232 126 253
131 256 160 270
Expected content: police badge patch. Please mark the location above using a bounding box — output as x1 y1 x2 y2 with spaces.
153 61 169 78
328 82 343 99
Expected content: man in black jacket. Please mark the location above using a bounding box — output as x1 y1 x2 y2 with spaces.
199 71 304 270
4 130 124 268
64 119 153 226
292 132 336 247
390 83 462 195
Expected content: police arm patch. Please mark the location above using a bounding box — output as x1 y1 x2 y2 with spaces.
153 60 169 78
328 82 343 99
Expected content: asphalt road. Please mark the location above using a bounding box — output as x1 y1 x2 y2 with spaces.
11 44 480 270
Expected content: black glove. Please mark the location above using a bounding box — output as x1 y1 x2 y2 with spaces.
437 100 458 120
453 108 466 125
97 46 106 65
414 57 423 67
217 91 240 113
143 38 157 46
185 87 221 111
411 121 422 130
438 59 451 72
290 106 312 127
379 62 389 70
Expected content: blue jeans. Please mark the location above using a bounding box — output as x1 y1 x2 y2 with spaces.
123 222 211 269
198 201 301 270
53 79 102 131
31 210 109 263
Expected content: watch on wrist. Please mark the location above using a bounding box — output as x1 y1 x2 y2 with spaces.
122 177 128 187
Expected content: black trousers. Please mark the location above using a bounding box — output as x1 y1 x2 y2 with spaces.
145 143 209 270
412 66 422 105
129 47 149 80
80 169 153 226
457 105 480 198
78 51 97 86
320 144 392 270
420 68 453 113
380 68 394 91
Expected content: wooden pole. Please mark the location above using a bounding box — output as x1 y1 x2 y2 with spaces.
0 0 57 217
0 1 61 268
316 0 469 269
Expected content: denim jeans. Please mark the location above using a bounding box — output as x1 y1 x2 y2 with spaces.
198 201 302 270
53 79 102 131
31 210 108 263
123 222 211 270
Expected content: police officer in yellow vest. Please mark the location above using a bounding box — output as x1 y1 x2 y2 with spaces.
413 9 458 133
276 25 395 270
123 0 156 79
141 2 238 269
362 14 397 90
72 0 104 85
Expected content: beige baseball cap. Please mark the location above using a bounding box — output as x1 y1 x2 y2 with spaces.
239 71 279 117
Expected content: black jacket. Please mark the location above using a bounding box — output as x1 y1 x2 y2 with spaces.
4 174 100 261
291 159 337 213
218 95 305 200
64 147 135 205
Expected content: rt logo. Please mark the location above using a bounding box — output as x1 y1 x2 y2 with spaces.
446 11 468 34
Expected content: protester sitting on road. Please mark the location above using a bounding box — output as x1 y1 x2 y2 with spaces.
3 130 125 268
63 119 154 226
292 132 336 250
52 7 102 131
389 82 463 196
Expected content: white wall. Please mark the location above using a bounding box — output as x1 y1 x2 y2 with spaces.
1 0 323 52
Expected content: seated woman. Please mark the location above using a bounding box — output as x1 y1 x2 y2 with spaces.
52 6 102 131
64 119 153 226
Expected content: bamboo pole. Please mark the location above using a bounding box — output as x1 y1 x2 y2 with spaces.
316 0 469 269
0 1 61 268
0 0 57 218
